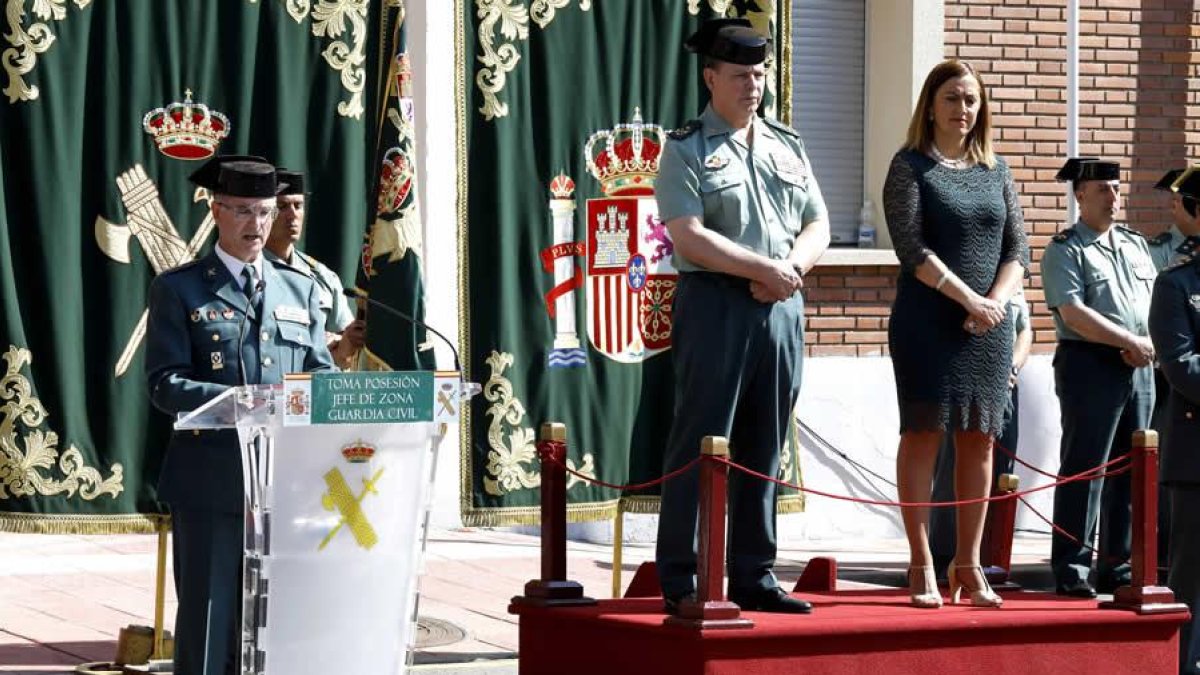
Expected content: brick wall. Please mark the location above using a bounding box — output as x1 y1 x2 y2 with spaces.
803 0 1200 357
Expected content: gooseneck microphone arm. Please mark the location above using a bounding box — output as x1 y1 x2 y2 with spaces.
342 288 461 373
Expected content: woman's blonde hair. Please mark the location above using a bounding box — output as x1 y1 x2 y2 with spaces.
904 59 995 169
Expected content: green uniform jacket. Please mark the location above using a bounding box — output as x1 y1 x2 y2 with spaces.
146 250 336 513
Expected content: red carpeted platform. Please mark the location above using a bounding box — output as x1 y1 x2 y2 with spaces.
510 590 1186 675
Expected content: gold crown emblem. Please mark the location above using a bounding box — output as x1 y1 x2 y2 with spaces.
549 172 575 199
584 108 665 196
142 89 230 160
341 440 376 463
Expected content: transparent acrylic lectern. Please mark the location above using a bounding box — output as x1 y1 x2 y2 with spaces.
174 373 478 675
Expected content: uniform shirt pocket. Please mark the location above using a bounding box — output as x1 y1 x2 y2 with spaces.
191 320 240 375
699 169 747 239
276 322 312 372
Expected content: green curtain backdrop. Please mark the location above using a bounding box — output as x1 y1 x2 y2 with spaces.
0 0 417 532
458 0 801 526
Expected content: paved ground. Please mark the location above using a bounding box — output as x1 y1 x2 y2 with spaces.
0 528 1059 674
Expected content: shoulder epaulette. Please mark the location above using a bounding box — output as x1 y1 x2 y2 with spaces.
298 251 322 269
1151 231 1173 246
1116 224 1145 239
1051 227 1076 243
762 117 800 139
1163 253 1195 272
268 257 308 279
667 119 701 140
160 258 203 277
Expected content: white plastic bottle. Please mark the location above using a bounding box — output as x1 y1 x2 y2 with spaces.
857 199 876 248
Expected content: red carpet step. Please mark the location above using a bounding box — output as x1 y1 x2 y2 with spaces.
510 589 1186 674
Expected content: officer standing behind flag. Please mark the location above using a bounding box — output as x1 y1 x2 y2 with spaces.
264 169 365 369
1148 166 1200 675
654 18 830 616
1042 158 1157 599
145 158 336 675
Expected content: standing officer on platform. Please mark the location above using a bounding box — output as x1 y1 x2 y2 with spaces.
654 18 830 616
1148 167 1200 675
146 158 336 675
264 169 366 369
1042 158 1157 599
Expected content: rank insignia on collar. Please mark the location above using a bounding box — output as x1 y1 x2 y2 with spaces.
211 351 224 370
205 267 217 279
190 309 202 323
222 308 235 320
705 154 728 171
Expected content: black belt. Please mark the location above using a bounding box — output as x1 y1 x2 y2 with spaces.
681 271 751 291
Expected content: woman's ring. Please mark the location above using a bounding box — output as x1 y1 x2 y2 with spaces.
966 319 978 333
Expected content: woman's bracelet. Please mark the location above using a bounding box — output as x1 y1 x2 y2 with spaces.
935 271 950 291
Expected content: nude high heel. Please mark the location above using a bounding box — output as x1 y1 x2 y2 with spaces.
948 560 1003 607
908 565 943 608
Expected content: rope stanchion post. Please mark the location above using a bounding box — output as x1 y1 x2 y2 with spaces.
665 437 753 630
981 473 1020 590
510 422 596 609
1100 430 1186 615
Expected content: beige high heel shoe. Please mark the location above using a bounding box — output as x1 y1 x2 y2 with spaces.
908 566 943 608
948 561 1003 607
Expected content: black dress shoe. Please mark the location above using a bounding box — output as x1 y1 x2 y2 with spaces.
663 592 696 616
1055 580 1098 599
728 586 813 614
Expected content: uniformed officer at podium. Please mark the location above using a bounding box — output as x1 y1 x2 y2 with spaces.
146 157 336 675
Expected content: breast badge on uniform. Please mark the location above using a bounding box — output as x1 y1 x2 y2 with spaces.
210 351 224 371
207 309 218 320
274 305 312 325
190 309 202 323
772 151 810 186
221 308 235 320
705 154 729 171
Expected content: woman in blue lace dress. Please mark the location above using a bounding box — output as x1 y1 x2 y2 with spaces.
882 60 1029 609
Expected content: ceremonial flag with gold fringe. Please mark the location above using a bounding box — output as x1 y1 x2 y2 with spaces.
458 0 803 526
355 0 436 373
0 1 393 533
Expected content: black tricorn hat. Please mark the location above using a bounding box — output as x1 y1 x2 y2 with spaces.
1172 168 1200 202
1055 158 1120 183
188 154 270 191
215 161 285 198
1155 168 1185 192
275 169 305 196
685 18 769 66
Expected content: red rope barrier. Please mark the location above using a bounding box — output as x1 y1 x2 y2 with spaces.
995 443 1131 481
536 440 703 492
710 452 1130 508
538 446 1131 509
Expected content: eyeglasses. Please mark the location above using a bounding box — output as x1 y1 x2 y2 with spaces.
216 202 279 222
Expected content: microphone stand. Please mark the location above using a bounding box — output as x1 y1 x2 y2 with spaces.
342 288 461 373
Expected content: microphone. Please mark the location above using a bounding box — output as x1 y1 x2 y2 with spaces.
238 279 267 385
342 287 460 373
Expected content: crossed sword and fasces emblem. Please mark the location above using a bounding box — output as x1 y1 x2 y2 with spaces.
95 164 216 377
319 467 385 551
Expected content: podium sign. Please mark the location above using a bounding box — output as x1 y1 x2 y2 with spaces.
175 374 476 675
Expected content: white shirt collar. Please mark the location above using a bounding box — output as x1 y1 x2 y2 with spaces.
214 244 264 284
